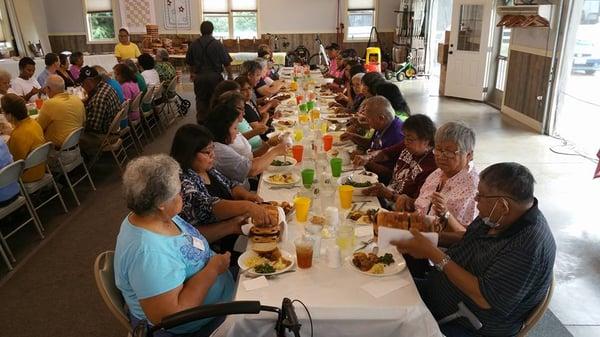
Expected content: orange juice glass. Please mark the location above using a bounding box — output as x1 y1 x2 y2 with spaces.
338 185 354 209
298 113 310 125
294 196 312 222
310 108 320 121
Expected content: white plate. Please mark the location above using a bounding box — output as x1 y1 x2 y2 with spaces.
347 248 406 277
238 249 295 276
337 172 379 195
273 119 297 130
269 156 297 172
264 173 301 186
320 94 336 99
323 115 353 122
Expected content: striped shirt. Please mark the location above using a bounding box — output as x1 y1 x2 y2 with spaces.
422 199 556 337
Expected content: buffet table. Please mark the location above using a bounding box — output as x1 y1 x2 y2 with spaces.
0 54 117 79
224 68 442 337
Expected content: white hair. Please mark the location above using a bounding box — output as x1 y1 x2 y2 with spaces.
435 121 476 153
364 96 394 122
156 48 169 62
46 74 65 93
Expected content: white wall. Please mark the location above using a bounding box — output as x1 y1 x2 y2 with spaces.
44 0 399 35
13 0 52 54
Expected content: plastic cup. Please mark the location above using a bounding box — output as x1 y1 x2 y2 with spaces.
323 135 333 151
294 196 312 222
290 81 298 91
301 168 315 188
296 95 304 105
307 100 316 110
330 157 343 177
338 185 354 209
292 145 304 162
298 113 310 125
336 225 355 253
310 108 320 121
294 237 314 269
299 103 308 113
35 98 43 110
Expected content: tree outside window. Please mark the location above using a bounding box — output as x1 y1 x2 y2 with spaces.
87 12 115 41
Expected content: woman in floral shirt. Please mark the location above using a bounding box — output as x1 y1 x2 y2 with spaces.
155 48 176 85
171 124 274 253
396 121 479 232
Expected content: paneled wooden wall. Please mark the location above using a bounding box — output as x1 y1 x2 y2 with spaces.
503 50 551 122
48 32 395 59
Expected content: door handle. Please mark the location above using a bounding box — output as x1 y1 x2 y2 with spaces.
448 51 453 55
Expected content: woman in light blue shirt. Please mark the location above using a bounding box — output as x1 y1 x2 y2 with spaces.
114 154 234 336
0 139 19 206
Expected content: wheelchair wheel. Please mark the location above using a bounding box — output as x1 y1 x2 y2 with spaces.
178 99 191 116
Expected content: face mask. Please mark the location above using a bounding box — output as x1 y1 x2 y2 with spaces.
482 199 505 228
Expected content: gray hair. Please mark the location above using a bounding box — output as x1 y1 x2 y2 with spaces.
241 60 263 76
123 154 181 216
435 121 476 153
352 73 365 81
124 59 139 74
93 65 110 81
156 48 169 62
364 96 394 122
46 74 65 93
480 162 535 203
0 69 10 81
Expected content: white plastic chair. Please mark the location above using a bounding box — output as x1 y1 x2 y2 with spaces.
20 142 68 230
56 127 96 206
0 160 45 270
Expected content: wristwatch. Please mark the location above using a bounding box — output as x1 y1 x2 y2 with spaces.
435 254 452 272
441 210 451 222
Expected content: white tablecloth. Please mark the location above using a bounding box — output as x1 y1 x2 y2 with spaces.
226 168 443 337
0 54 118 80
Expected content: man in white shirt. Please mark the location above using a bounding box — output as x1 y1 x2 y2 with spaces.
10 57 42 103
138 53 160 86
36 53 60 87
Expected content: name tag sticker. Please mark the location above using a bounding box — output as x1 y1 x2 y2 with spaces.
192 236 205 251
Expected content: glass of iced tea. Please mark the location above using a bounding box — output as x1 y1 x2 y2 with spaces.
294 237 314 269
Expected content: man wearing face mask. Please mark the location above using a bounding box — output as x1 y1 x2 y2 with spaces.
393 162 556 337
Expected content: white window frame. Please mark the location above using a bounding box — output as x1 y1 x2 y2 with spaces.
82 0 117 44
345 0 378 42
201 0 259 39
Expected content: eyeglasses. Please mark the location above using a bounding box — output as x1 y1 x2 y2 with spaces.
433 148 461 159
474 193 517 202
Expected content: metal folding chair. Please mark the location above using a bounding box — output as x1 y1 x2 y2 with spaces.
157 77 179 126
56 127 96 206
91 107 129 172
20 142 68 230
128 92 147 151
141 86 163 139
0 160 45 270
118 100 140 155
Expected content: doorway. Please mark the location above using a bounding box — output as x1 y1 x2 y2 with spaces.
552 0 600 156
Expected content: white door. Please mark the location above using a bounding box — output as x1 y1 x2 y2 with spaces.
445 0 494 101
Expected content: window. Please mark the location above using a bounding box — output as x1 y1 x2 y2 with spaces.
84 0 116 43
202 0 258 39
347 0 376 41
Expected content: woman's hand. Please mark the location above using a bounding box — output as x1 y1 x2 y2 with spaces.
394 194 414 211
267 99 280 109
340 132 359 142
248 203 274 225
228 214 250 235
245 193 263 203
431 192 448 216
254 123 268 134
352 154 369 167
206 252 231 275
271 141 290 156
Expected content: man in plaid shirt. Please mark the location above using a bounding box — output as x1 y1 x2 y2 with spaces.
77 66 120 156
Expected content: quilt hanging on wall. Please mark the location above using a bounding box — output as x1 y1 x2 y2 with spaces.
119 0 157 33
164 0 192 30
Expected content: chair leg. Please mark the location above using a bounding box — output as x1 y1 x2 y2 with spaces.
0 231 15 262
61 163 81 206
23 197 45 240
81 161 97 191
21 187 44 232
51 176 69 213
0 243 12 270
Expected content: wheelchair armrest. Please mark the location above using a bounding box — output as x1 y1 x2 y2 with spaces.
154 301 262 331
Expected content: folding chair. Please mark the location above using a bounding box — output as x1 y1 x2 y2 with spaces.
91 107 129 172
517 275 555 337
56 127 96 206
118 100 141 156
141 86 163 139
94 251 133 336
128 92 147 150
0 160 45 270
20 142 68 230
157 77 180 126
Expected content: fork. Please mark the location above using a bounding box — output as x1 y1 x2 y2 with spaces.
354 237 375 252
345 203 358 219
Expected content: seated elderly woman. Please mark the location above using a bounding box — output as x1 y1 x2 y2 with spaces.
240 60 280 111
395 121 479 232
205 100 289 188
341 96 404 159
331 64 365 111
114 154 234 336
154 48 177 85
2 93 46 183
394 162 555 337
358 114 437 195
254 58 284 99
171 124 273 253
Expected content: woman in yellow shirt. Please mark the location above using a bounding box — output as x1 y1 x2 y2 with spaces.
115 27 141 62
1 93 45 182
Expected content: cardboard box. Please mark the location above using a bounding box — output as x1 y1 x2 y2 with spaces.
437 43 449 65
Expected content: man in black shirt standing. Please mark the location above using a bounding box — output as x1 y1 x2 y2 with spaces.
393 162 556 337
186 21 233 123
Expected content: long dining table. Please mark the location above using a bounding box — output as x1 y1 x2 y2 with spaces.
222 68 442 337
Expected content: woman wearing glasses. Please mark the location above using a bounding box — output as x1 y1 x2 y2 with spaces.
170 124 275 255
395 121 479 232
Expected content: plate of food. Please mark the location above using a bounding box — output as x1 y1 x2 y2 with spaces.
239 244 294 276
274 119 296 129
269 156 297 172
320 94 336 99
273 94 292 101
348 208 379 225
337 171 379 195
348 248 405 276
265 173 300 186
